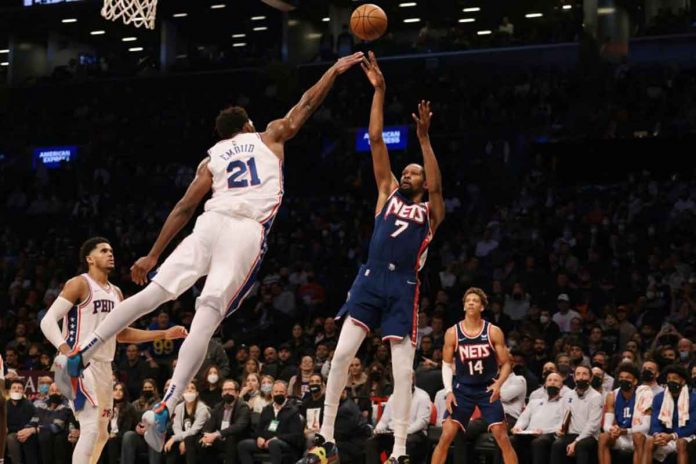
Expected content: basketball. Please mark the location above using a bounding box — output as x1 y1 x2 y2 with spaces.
350 4 388 42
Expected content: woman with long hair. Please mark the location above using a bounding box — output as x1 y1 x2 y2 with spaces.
199 365 223 407
163 381 210 463
288 355 316 400
106 382 138 464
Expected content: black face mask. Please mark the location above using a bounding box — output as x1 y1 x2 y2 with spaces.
309 385 321 395
575 379 590 390
370 371 382 381
619 380 633 392
513 365 525 376
49 394 62 404
546 386 560 397
223 394 236 404
542 370 553 381
641 370 655 382
142 391 154 399
591 376 603 389
667 381 682 395
273 395 285 405
558 365 570 376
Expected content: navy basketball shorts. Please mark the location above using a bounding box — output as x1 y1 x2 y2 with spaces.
443 382 506 430
337 261 419 342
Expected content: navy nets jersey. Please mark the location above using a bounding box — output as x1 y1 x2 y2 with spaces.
368 189 432 270
453 320 499 386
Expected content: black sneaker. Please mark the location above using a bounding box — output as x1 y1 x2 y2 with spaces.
383 456 411 464
297 434 339 464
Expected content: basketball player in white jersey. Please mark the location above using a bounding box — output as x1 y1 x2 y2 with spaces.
56 51 366 451
41 237 187 464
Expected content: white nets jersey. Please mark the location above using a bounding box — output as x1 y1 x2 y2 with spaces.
204 132 284 225
63 274 121 362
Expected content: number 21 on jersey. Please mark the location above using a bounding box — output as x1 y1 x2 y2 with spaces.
227 158 261 188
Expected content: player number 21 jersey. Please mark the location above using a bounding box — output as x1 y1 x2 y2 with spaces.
453 320 499 386
205 132 284 225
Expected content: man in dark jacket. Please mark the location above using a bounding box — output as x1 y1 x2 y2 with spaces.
238 380 304 464
334 387 371 463
35 383 71 464
118 344 159 400
6 380 39 464
193 379 251 463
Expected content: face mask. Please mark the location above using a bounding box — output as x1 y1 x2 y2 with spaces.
309 385 321 395
591 376 603 389
667 381 682 395
558 365 570 376
680 351 690 361
183 392 197 403
261 384 273 395
619 380 633 392
513 365 524 376
223 394 236 404
641 370 655 381
546 386 560 397
273 395 285 405
49 394 63 404
38 384 49 395
142 391 154 399
10 392 23 401
540 315 550 324
207 374 219 384
575 379 589 390
370 371 382 381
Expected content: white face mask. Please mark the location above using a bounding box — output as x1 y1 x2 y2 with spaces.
207 374 219 384
183 392 197 403
10 392 23 401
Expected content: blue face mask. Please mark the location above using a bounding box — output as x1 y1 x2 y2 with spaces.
38 384 49 395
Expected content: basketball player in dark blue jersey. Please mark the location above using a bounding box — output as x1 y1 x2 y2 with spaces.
432 287 518 464
301 52 445 464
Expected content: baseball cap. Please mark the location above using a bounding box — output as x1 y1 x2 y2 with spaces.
557 293 570 302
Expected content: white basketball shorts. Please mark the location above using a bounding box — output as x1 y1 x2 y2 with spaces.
152 211 267 316
72 360 113 421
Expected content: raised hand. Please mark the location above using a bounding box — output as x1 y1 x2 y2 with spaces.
332 51 365 75
411 100 433 140
360 51 385 90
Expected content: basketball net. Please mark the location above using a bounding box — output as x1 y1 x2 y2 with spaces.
102 0 158 29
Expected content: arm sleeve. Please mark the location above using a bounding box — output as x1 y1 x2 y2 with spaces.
407 394 431 434
501 376 526 402
442 362 454 393
171 404 184 440
40 297 74 350
515 405 531 431
603 413 615 433
222 403 251 437
576 394 603 442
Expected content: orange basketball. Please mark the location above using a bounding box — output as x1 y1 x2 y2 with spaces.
350 4 388 42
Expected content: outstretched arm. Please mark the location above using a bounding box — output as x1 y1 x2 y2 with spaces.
262 52 364 154
116 326 188 344
412 100 445 231
362 51 398 214
131 158 213 285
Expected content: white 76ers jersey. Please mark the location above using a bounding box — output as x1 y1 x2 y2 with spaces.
63 274 120 362
204 133 284 224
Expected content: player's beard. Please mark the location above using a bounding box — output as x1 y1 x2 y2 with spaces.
398 184 415 198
